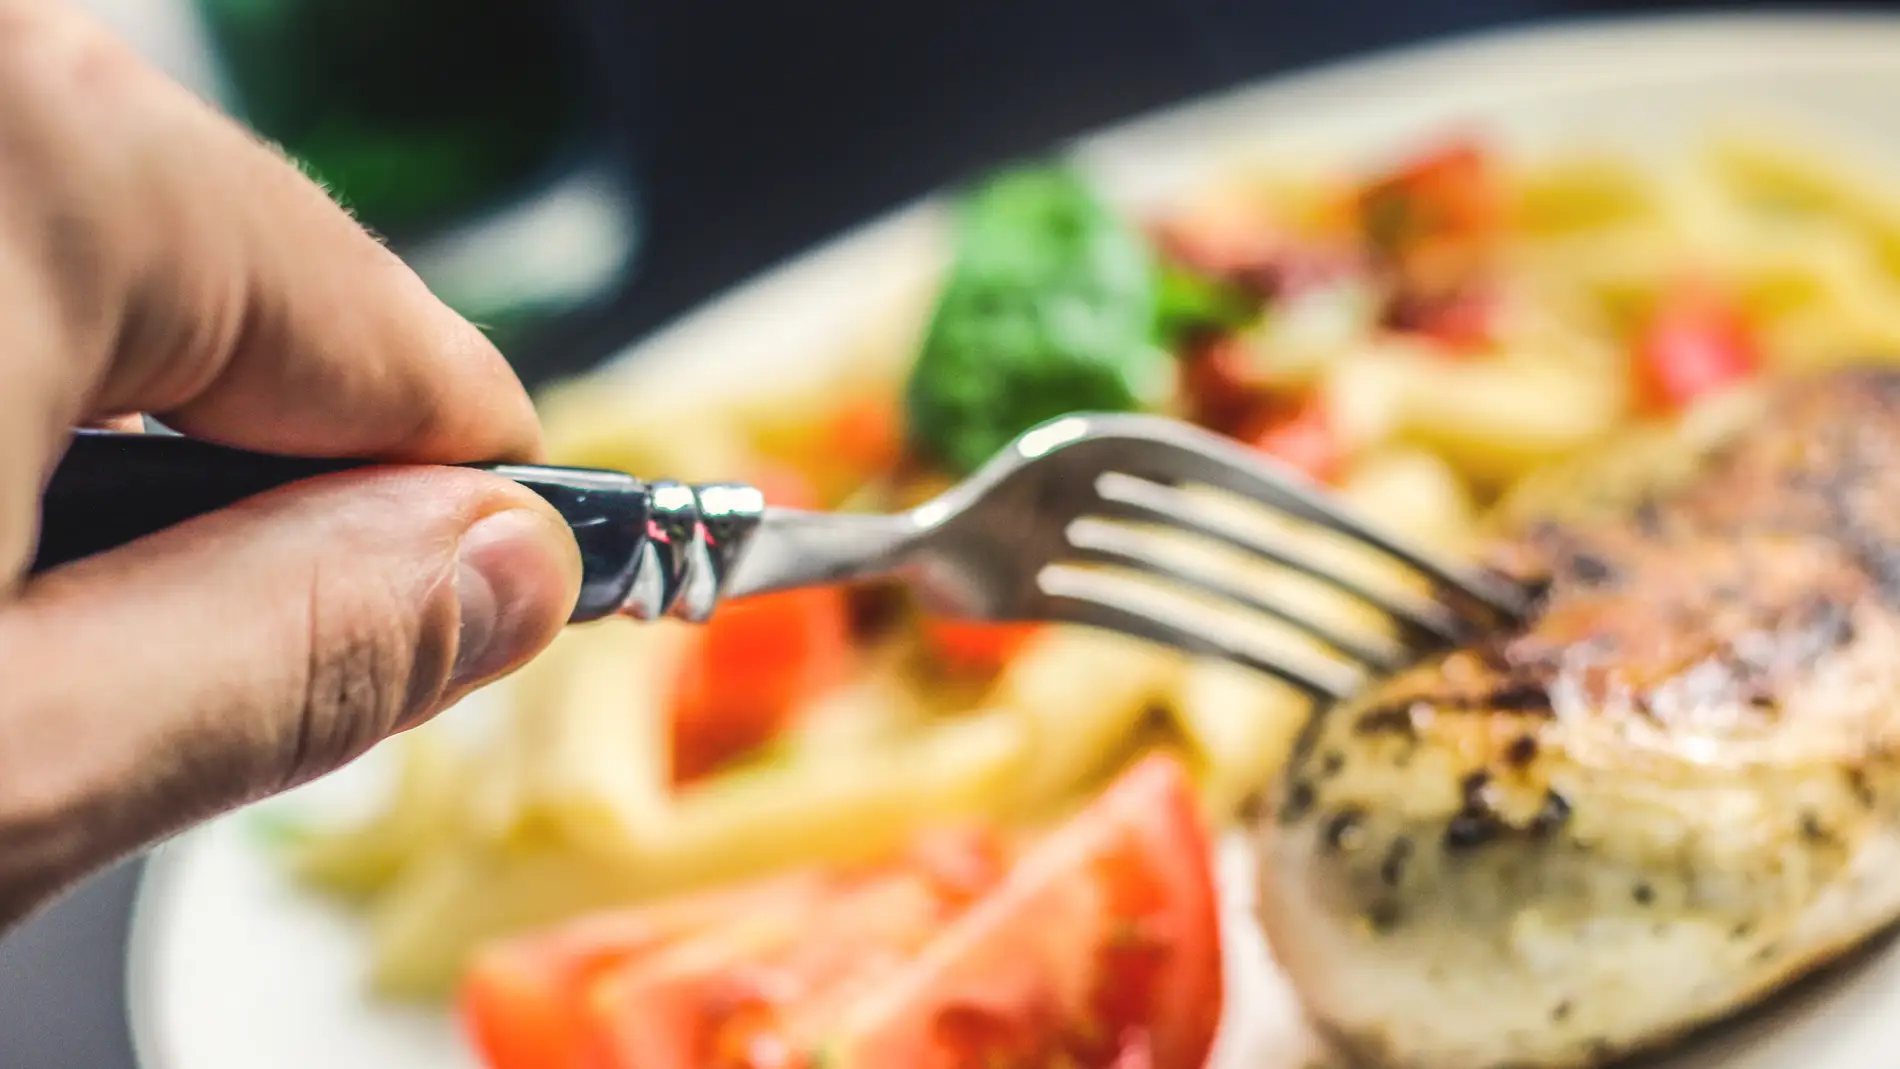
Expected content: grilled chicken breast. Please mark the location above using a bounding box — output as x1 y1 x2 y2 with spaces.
1253 368 1900 1068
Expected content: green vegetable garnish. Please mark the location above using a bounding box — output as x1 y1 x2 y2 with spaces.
905 166 1177 475
1154 261 1260 342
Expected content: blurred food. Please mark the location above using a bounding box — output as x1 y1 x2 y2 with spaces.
906 166 1179 475
461 755 1219 1069
1257 368 1900 1068
1630 280 1762 413
274 121 1900 1065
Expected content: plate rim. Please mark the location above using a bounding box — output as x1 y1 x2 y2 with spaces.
126 10 1900 1068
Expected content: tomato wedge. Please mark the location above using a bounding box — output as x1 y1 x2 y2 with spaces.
585 829 1012 1069
919 617 1046 677
821 754 1222 1069
1243 395 1344 485
460 874 829 1069
670 466 853 782
1180 334 1266 437
823 397 905 478
1362 138 1502 349
774 397 907 506
1360 137 1503 259
581 907 825 1069
463 762 1219 1069
669 586 853 782
1632 282 1760 413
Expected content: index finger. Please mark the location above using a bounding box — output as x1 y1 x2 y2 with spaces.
0 4 543 472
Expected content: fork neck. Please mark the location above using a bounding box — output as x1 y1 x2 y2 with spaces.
720 507 921 600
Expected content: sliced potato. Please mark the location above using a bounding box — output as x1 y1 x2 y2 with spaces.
1706 127 1900 281
989 628 1182 816
489 622 690 855
642 709 1026 876
1337 447 1478 556
1391 351 1629 487
1168 660 1312 820
785 648 931 759
1512 154 1662 237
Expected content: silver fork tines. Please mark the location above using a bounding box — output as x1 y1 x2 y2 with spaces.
1037 566 1365 701
707 413 1529 702
1086 472 1470 645
1061 516 1410 675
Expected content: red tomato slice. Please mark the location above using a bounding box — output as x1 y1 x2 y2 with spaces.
1384 284 1495 352
464 764 1216 1069
823 397 905 477
1244 396 1344 485
1361 138 1502 329
820 754 1222 1069
586 832 1012 1069
582 908 824 1069
919 617 1046 677
773 398 907 507
1180 334 1267 436
1154 212 1361 304
1360 137 1502 256
669 464 853 782
460 874 830 1069
670 585 854 782
1632 283 1761 413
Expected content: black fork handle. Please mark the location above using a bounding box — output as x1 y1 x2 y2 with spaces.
30 431 651 623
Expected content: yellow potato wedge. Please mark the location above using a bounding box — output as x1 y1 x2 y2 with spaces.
1337 446 1479 556
988 628 1182 815
1391 352 1629 487
490 622 689 854
635 709 1027 877
1168 660 1312 821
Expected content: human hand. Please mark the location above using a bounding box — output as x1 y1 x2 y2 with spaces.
0 3 581 925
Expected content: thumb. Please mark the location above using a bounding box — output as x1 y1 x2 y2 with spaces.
0 467 579 922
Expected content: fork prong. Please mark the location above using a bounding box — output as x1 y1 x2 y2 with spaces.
1076 415 1529 620
1088 473 1470 646
1063 520 1410 672
1036 567 1362 702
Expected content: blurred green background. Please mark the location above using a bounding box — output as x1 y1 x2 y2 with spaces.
193 0 640 354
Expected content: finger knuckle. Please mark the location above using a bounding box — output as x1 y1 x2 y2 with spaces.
0 5 146 126
0 4 151 348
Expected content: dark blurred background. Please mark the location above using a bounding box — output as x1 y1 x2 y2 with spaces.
0 1 1877 1066
524 0 1774 388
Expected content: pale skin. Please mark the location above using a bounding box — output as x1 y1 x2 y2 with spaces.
0 3 583 925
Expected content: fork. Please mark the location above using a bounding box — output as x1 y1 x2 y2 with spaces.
34 415 1527 700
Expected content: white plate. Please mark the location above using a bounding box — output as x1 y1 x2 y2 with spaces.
129 13 1900 1068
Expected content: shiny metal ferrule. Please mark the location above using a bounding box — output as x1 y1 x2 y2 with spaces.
620 480 766 623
